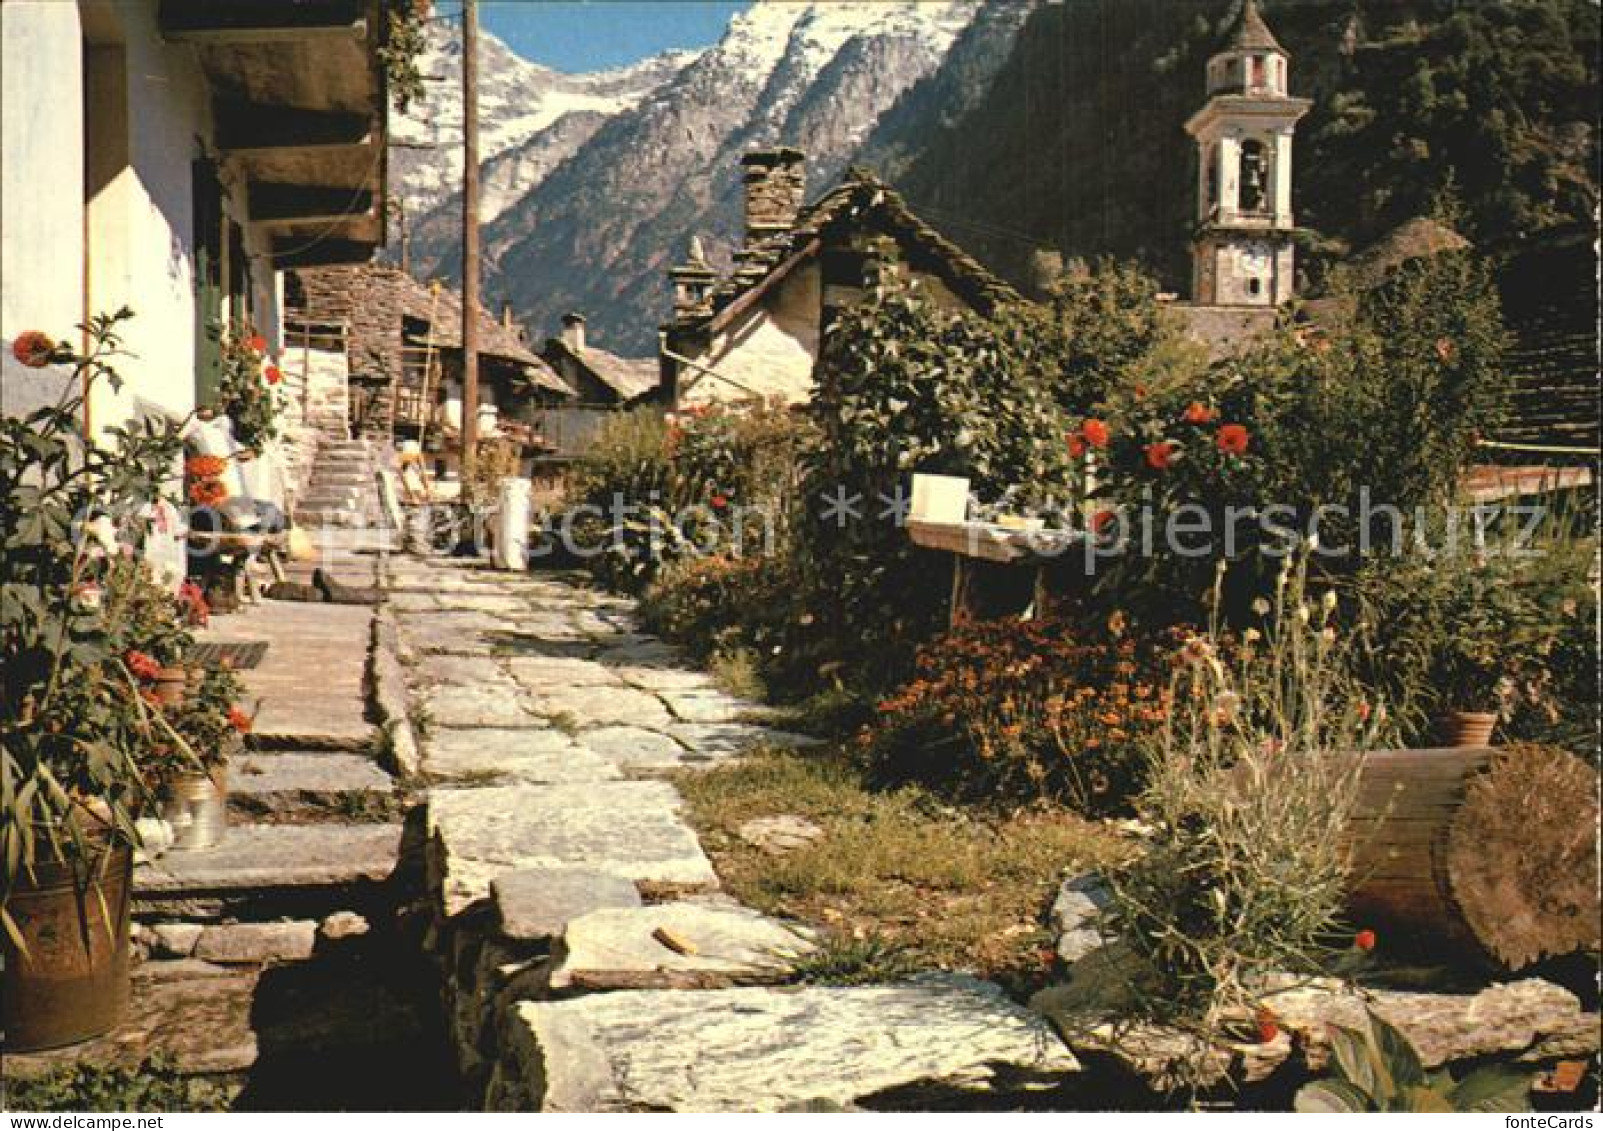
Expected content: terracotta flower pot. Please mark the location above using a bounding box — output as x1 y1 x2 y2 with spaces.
151 665 189 707
1439 709 1498 748
1 841 133 1052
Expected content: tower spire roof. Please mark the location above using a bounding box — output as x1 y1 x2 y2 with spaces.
1228 0 1284 53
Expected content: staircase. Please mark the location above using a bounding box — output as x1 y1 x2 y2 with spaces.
294 438 386 530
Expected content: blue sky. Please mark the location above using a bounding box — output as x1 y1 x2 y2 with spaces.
470 2 751 72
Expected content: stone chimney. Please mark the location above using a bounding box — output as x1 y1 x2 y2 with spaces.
560 312 586 353
741 147 806 247
669 236 718 321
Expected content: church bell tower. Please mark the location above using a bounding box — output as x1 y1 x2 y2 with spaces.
1185 0 1310 306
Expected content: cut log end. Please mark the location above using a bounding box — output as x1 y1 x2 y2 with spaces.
1447 743 1601 971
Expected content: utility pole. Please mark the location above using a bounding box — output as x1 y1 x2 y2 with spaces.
460 0 481 496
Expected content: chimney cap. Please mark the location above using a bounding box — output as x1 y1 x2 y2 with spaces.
741 146 807 168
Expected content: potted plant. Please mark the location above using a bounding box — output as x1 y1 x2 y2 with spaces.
147 665 252 851
1 311 190 1051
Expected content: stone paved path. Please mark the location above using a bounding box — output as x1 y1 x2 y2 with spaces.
389 556 1080 1112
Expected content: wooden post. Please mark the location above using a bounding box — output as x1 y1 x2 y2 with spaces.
459 0 481 498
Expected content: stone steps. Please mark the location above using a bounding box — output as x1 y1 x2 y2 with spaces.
227 751 398 824
135 822 406 920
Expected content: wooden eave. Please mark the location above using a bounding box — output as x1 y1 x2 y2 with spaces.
160 0 389 267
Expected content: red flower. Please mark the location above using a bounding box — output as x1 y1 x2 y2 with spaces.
1216 423 1250 456
1067 434 1087 459
227 706 253 734
247 335 267 354
12 331 57 369
710 494 729 510
1182 401 1214 425
1354 929 1377 952
1255 1007 1281 1044
189 478 228 507
264 365 283 385
1144 441 1174 471
1090 508 1118 535
125 651 162 682
1355 701 1372 722
1081 418 1110 449
1133 384 1148 400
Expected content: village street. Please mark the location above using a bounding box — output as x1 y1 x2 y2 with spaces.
384 551 1083 1111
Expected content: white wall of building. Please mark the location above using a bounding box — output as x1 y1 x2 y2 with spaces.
1 2 86 352
683 261 822 407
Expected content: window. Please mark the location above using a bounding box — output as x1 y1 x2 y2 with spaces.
1239 139 1267 212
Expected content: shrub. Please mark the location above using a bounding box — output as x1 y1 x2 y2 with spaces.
864 616 1186 813
1098 557 1382 1043
798 281 1077 689
570 402 813 592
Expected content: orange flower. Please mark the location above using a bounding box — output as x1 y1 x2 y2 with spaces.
264 365 283 385
189 478 228 507
1081 418 1110 449
1354 928 1377 952
186 455 227 479
1067 433 1087 459
1216 423 1249 455
710 494 729 510
1255 1007 1280 1043
1144 441 1174 470
12 330 57 369
227 706 253 734
247 335 267 354
1182 401 1214 425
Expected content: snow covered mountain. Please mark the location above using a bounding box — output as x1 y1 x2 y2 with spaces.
393 0 1032 356
389 25 696 225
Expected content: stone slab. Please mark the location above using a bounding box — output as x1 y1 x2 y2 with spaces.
664 723 818 762
428 782 717 916
421 655 517 689
492 868 643 943
425 728 620 785
193 920 318 964
505 656 627 689
549 902 815 990
736 815 825 855
229 752 393 796
136 823 401 894
661 689 753 724
573 727 689 774
614 666 717 693
1051 874 1112 964
422 684 538 729
524 684 674 730
490 975 1079 1112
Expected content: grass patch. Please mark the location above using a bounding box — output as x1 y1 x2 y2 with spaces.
4 1056 235 1112
709 647 765 701
672 747 1128 990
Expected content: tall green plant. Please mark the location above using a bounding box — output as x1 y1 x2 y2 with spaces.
1 311 188 917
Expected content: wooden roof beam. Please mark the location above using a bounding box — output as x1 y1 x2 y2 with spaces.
160 0 365 44
271 238 377 271
249 182 375 226
217 105 372 154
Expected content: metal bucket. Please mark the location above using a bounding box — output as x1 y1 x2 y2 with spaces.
162 767 228 851
1 844 133 1052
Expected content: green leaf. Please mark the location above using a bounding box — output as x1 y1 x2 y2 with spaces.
1295 1079 1373 1113
1447 1065 1532 1113
1328 1022 1386 1098
1368 1009 1425 1087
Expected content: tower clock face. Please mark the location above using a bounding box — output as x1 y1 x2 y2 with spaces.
1241 242 1272 272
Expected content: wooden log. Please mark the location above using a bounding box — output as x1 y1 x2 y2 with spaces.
1344 743 1599 971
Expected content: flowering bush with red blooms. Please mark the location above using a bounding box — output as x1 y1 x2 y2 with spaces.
188 477 228 507
185 455 227 480
211 325 284 448
141 666 250 793
177 581 209 628
864 617 1192 812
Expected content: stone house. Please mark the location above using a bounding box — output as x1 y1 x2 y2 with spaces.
659 148 1019 410
1 0 393 508
536 314 661 460
285 265 574 458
